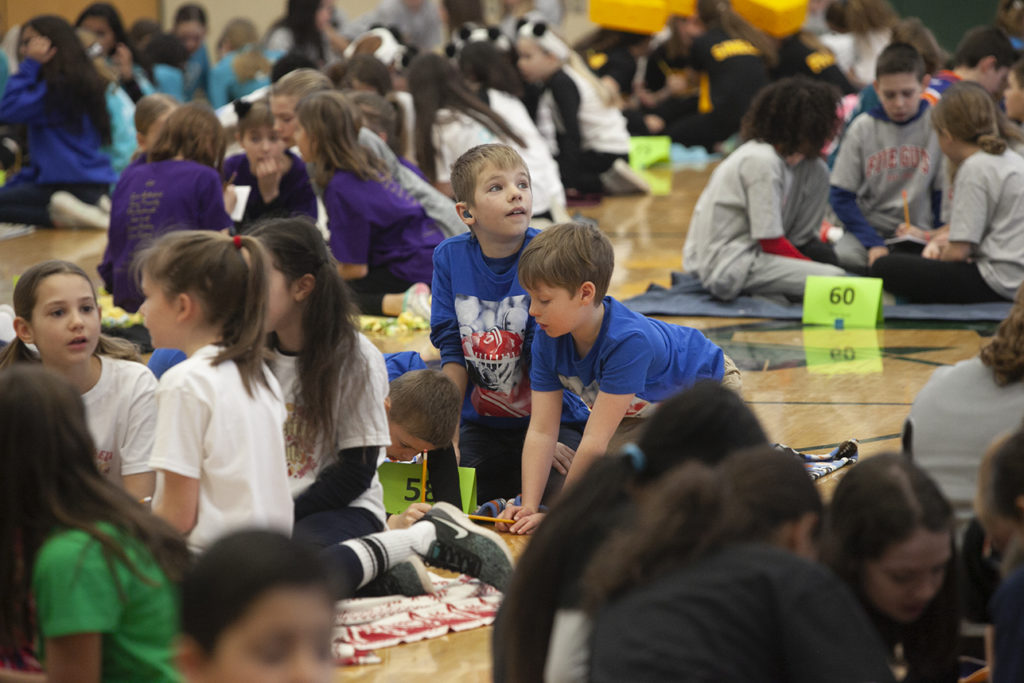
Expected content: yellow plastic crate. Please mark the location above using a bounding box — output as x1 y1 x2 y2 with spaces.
732 0 807 38
590 0 669 34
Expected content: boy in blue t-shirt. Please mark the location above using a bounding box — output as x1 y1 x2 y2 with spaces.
430 144 590 506
507 222 733 534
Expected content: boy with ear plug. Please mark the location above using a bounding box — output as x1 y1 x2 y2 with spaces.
429 143 590 507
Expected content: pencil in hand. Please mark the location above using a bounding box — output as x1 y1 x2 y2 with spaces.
419 450 428 503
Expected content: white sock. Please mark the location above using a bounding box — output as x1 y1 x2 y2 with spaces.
344 524 437 588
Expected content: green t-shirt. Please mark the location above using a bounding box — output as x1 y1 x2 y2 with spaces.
31 523 179 683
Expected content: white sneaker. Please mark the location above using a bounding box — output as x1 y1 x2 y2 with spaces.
49 191 110 230
599 158 651 196
0 223 35 241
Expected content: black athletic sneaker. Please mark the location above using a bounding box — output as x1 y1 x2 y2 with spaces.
417 502 514 591
357 556 435 598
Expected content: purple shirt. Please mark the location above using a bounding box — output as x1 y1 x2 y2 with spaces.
222 150 317 223
324 169 443 284
99 159 231 312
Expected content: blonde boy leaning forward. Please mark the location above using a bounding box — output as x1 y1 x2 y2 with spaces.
503 223 740 534
429 144 590 508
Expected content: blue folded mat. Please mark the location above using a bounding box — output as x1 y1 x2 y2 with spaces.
624 273 1013 322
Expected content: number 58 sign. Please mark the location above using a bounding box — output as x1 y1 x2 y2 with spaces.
802 276 883 328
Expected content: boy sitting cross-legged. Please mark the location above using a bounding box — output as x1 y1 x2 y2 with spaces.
830 42 943 272
429 144 591 508
502 222 740 534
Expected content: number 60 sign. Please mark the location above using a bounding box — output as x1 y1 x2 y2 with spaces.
802 276 884 329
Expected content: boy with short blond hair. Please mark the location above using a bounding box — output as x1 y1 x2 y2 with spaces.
429 144 590 506
381 355 464 512
508 222 729 534
387 367 462 457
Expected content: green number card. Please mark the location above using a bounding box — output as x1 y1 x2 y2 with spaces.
802 276 883 328
803 328 883 375
639 167 672 196
629 136 671 170
378 461 477 515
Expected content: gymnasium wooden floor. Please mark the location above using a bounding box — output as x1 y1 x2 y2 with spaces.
0 162 994 681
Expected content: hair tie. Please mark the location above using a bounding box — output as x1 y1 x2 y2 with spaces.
233 234 243 249
621 443 646 473
233 99 253 120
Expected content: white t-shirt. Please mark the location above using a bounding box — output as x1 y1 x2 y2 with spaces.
538 66 631 157
82 356 157 485
149 344 292 553
270 333 389 524
432 108 500 184
948 149 1024 299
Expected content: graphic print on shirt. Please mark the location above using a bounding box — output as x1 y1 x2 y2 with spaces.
95 449 114 475
456 293 531 418
865 145 931 184
557 375 656 418
283 401 319 480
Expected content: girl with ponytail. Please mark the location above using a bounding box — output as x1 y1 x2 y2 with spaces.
249 218 390 546
492 382 769 682
138 230 293 553
871 81 1024 303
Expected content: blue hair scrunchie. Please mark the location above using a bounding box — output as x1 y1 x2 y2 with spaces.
621 442 646 473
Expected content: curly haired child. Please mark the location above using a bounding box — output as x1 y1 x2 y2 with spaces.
684 77 847 301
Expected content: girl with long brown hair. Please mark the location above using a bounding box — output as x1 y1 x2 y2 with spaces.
294 90 443 317
871 81 1024 303
0 260 156 501
0 364 189 681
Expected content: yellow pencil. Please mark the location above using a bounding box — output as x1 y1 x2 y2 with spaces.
419 451 428 503
902 189 910 228
467 514 515 524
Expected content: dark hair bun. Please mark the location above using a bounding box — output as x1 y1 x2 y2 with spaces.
233 99 253 119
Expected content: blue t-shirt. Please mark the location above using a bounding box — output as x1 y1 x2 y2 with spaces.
152 64 185 102
992 564 1024 683
183 44 210 101
103 84 137 175
385 350 428 381
430 229 590 428
531 296 724 417
148 348 187 379
207 48 282 109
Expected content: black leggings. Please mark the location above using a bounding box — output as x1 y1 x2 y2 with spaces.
347 266 414 316
870 254 1007 303
561 150 621 195
0 182 108 227
799 239 839 266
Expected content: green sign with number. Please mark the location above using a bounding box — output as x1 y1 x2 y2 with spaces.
802 276 883 328
629 135 671 170
378 461 477 515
